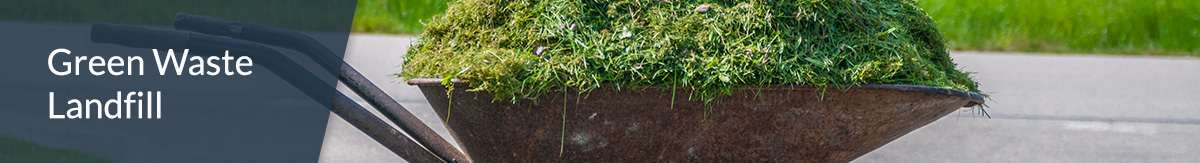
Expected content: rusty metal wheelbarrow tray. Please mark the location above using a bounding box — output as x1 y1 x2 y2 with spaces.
100 12 984 162
410 78 984 162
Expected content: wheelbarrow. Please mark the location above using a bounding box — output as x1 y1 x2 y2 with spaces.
92 13 984 163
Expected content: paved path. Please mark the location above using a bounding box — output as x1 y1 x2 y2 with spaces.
318 35 433 163
319 34 1200 162
858 53 1200 163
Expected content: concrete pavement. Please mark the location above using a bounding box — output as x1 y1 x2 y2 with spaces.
317 35 433 163
319 34 1200 162
857 53 1200 163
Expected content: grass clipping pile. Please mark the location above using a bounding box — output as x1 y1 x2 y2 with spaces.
403 0 982 104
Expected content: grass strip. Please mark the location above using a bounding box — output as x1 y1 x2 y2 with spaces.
920 0 1200 56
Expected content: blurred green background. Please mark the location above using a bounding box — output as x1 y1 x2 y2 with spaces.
352 0 448 34
354 0 1199 56
4 0 1194 55
921 0 1199 56
1 0 356 31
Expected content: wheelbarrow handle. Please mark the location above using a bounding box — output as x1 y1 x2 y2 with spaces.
330 92 446 163
89 23 448 163
90 23 332 101
173 13 472 163
173 13 342 72
171 13 242 37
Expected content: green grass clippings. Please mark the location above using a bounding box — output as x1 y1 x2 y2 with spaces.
402 0 982 104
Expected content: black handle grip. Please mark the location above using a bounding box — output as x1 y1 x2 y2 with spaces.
174 12 241 37
90 23 188 49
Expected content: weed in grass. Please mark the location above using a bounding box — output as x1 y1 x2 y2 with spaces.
402 0 982 105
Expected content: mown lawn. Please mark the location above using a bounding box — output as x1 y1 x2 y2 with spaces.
352 0 448 34
6 0 1193 55
356 0 1199 56
919 0 1199 56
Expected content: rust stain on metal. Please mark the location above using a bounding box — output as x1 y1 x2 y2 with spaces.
410 79 982 162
